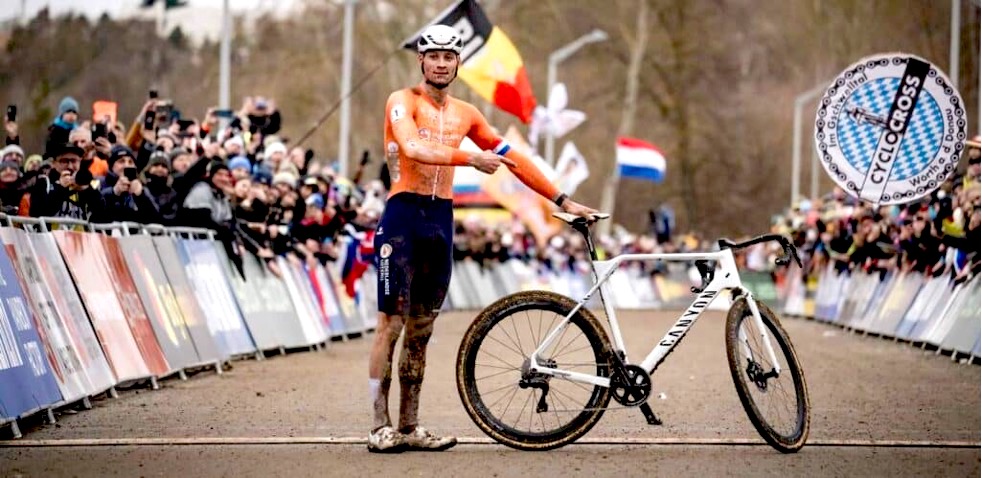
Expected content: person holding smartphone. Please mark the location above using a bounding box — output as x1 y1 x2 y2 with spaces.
28 142 104 221
99 145 159 224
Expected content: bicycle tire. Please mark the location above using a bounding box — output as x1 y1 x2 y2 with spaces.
725 297 811 453
456 290 613 451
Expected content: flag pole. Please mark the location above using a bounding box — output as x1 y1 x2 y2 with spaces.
597 159 620 238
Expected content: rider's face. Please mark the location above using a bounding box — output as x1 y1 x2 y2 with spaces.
419 51 459 87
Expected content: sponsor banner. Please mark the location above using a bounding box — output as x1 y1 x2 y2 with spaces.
1 228 89 403
287 258 329 344
53 231 152 382
177 239 255 356
150 237 226 363
813 264 847 322
326 262 369 331
221 251 284 351
311 264 349 338
354 267 377 331
98 235 171 377
938 276 981 354
0 243 63 420
247 253 309 348
899 277 954 341
867 273 923 336
815 53 966 205
276 256 326 346
28 233 116 393
118 236 203 370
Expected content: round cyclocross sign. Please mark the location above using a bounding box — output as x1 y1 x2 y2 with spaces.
814 53 966 205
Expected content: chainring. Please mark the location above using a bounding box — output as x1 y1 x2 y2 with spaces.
610 364 651 406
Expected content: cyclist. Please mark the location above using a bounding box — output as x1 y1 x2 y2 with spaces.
368 24 598 453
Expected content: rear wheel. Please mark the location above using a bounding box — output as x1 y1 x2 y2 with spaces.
456 290 613 451
725 297 810 453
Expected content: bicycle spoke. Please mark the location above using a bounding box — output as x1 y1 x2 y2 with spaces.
486 383 519 411
473 363 519 372
513 391 532 430
480 381 520 397
552 343 593 360
509 315 526 357
494 321 525 357
483 332 525 359
475 367 519 381
476 350 520 371
524 310 538 354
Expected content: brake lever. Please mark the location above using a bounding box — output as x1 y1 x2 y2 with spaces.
776 238 803 269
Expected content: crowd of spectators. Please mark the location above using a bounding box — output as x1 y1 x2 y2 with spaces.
0 94 385 279
451 143 981 288
3 93 978 289
774 143 980 285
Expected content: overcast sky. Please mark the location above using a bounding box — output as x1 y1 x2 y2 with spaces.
1 0 303 41
2 0 301 21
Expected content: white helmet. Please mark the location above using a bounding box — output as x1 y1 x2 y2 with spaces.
417 24 463 55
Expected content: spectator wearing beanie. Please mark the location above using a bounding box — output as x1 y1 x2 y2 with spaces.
169 147 194 176
228 155 252 181
1 145 24 166
101 145 160 224
29 142 104 221
45 96 80 155
265 142 287 172
0 160 25 216
143 152 179 225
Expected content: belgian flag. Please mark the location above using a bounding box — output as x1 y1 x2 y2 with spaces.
403 0 537 123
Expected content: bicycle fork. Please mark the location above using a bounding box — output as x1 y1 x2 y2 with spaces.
737 293 783 383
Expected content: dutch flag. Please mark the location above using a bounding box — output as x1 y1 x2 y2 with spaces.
616 136 666 182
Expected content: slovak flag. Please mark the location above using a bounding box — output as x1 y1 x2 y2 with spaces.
616 136 666 182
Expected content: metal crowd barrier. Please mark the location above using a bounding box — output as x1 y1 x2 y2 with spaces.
443 258 980 363
0 216 372 439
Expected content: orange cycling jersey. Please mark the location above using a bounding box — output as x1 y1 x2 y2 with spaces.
383 84 559 202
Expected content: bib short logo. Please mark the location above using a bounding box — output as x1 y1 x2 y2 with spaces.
814 53 966 205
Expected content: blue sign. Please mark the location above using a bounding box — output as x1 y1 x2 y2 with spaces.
0 247 62 420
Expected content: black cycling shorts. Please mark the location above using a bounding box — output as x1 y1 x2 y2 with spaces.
374 192 453 317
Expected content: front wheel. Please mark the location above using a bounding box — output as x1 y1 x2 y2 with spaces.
456 290 613 451
725 297 810 453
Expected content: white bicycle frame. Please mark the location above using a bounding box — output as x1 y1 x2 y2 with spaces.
527 248 783 388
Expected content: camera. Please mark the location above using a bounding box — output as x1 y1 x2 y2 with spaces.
6 105 15 123
124 167 138 181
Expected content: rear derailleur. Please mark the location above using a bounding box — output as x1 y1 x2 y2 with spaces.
520 357 557 413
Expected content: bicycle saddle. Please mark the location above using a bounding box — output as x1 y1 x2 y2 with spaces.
551 212 611 225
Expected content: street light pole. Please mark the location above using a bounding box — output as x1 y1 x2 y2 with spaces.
219 0 231 110
791 81 829 209
338 0 357 179
544 29 607 166
950 0 960 91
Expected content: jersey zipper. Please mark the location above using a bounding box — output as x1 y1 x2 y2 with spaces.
433 105 445 199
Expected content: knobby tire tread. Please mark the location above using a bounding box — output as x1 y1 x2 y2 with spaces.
456 290 613 451
725 297 811 453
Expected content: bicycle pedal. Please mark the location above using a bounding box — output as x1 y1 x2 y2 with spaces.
638 402 662 426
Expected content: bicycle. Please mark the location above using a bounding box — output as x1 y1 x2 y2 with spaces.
455 212 810 452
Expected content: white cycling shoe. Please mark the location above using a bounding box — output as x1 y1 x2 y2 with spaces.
367 426 407 453
403 426 457 451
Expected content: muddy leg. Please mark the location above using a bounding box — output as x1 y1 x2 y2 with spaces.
368 312 405 430
397 313 436 433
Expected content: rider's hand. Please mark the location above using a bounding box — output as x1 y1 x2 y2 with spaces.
468 150 516 175
561 197 599 220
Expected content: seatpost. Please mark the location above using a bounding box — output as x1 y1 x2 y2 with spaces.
572 221 598 261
